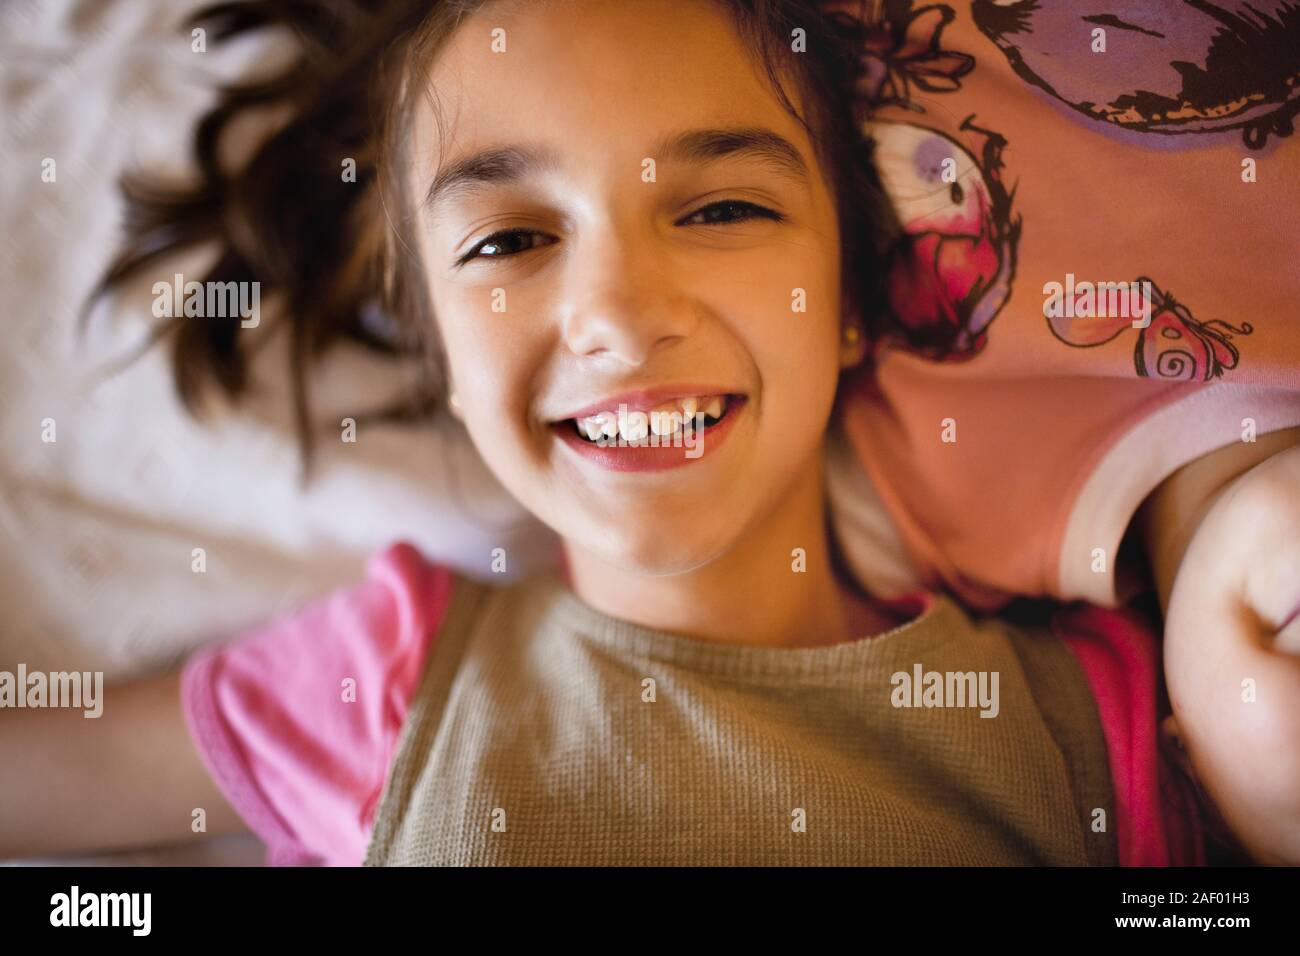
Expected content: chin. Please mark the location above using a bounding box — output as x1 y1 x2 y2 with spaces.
579 511 740 577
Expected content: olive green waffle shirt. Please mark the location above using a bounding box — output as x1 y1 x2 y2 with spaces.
364 572 1117 866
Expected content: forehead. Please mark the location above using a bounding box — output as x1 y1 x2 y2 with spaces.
412 0 814 181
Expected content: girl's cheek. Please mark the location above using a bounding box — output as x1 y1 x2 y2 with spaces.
443 322 510 398
437 302 545 434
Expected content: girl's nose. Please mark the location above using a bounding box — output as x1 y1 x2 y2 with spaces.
558 233 698 367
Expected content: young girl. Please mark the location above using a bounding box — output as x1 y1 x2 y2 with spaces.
1 0 1289 865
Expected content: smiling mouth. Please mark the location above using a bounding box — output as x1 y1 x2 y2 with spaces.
559 394 735 444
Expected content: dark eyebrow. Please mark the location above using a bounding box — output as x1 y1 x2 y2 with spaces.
423 126 811 211
424 144 560 212
653 126 812 190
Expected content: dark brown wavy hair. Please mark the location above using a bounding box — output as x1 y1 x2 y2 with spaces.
89 0 896 475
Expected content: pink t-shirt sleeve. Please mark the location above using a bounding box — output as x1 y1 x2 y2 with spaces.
179 541 454 866
1053 603 1207 867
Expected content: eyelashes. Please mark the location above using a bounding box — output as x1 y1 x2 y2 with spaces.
456 229 555 265
454 199 785 267
676 199 785 228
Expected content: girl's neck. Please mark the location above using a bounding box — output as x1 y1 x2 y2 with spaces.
560 448 895 649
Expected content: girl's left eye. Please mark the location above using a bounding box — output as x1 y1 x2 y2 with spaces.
677 199 784 227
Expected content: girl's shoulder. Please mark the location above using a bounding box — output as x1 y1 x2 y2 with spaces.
1048 602 1208 867
363 540 459 632
178 540 476 866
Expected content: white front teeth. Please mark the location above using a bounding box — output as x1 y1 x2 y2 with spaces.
572 394 729 443
621 411 649 442
650 409 682 436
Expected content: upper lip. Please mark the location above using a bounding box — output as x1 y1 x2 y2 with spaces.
550 385 741 422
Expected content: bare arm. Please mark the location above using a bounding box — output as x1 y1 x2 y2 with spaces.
1138 426 1300 614
0 669 249 860
1137 425 1300 864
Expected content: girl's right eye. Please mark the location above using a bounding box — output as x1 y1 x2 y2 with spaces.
457 229 557 266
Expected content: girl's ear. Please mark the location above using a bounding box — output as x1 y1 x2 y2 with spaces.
838 319 868 370
837 286 869 369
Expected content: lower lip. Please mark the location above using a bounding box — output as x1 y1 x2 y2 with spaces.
552 396 747 473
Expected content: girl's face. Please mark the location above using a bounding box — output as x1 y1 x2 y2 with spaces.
411 0 863 574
